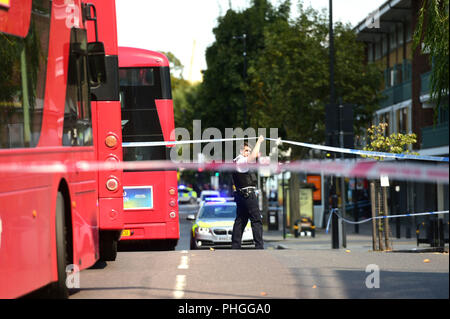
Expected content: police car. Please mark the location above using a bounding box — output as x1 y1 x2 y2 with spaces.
197 190 220 204
178 185 198 204
187 198 254 249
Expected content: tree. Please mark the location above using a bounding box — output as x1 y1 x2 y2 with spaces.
363 122 418 160
161 51 184 80
161 50 200 130
195 0 291 131
413 0 449 112
363 122 418 251
243 4 383 229
246 5 383 160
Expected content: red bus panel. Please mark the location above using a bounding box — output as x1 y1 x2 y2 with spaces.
83 0 123 262
0 0 104 298
0 0 31 38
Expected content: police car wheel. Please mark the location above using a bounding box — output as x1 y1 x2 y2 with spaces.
190 236 197 250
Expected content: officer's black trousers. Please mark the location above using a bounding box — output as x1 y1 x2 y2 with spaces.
232 191 264 249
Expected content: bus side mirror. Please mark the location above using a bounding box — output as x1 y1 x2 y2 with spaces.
87 42 107 88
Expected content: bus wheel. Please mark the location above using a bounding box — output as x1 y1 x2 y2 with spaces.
50 191 70 298
99 231 119 261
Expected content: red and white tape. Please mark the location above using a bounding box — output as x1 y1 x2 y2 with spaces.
0 159 448 183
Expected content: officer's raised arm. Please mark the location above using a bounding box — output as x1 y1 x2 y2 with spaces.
247 135 264 163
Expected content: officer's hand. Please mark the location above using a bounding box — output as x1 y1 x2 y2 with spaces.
257 135 264 144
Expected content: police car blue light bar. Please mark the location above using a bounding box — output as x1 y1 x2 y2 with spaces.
204 197 235 202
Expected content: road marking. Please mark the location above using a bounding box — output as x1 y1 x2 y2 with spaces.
174 275 186 299
174 253 189 298
178 255 189 269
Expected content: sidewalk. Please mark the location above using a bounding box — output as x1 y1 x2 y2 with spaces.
263 220 449 253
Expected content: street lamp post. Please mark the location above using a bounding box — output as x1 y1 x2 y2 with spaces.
329 0 340 249
339 102 347 248
233 33 247 128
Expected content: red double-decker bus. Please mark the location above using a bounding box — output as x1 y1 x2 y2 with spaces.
83 0 123 261
118 47 179 250
0 0 112 298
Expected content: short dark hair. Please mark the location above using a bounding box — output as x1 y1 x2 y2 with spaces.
240 142 250 150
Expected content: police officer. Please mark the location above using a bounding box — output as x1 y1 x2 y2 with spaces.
231 136 265 249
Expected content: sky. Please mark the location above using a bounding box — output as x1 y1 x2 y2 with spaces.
115 0 386 83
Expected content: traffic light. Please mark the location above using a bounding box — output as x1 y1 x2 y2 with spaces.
215 172 219 177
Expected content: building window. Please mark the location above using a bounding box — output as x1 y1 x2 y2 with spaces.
368 43 373 62
390 27 397 51
375 40 382 60
405 20 412 42
398 23 404 46
396 107 409 134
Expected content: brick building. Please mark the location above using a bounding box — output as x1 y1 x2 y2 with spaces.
354 0 448 226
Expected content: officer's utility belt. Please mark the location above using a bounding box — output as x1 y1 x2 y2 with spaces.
237 186 256 198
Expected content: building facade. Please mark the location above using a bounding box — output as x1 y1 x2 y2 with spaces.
355 0 448 229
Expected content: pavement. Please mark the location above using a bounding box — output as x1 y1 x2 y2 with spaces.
262 218 449 253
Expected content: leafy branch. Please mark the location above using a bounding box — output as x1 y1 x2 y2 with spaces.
363 123 418 160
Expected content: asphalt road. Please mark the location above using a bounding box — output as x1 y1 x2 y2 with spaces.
70 204 449 299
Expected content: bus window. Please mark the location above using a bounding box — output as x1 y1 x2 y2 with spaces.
0 0 50 149
120 66 170 162
62 28 93 147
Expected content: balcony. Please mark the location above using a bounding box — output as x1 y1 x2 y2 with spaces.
421 122 449 149
380 86 394 108
379 80 412 108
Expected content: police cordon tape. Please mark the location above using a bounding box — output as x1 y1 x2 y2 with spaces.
0 137 448 182
0 157 448 183
122 136 449 163
325 209 449 234
264 138 449 163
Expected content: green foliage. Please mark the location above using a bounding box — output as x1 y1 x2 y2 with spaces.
173 0 383 160
173 83 201 132
246 4 383 158
363 123 418 160
413 0 449 111
161 50 200 130
161 51 184 80
195 0 292 131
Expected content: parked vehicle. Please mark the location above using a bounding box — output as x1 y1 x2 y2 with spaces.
187 199 254 249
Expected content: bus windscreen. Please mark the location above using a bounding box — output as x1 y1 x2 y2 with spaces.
119 66 171 162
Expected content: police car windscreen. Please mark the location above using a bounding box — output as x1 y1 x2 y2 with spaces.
199 206 236 219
